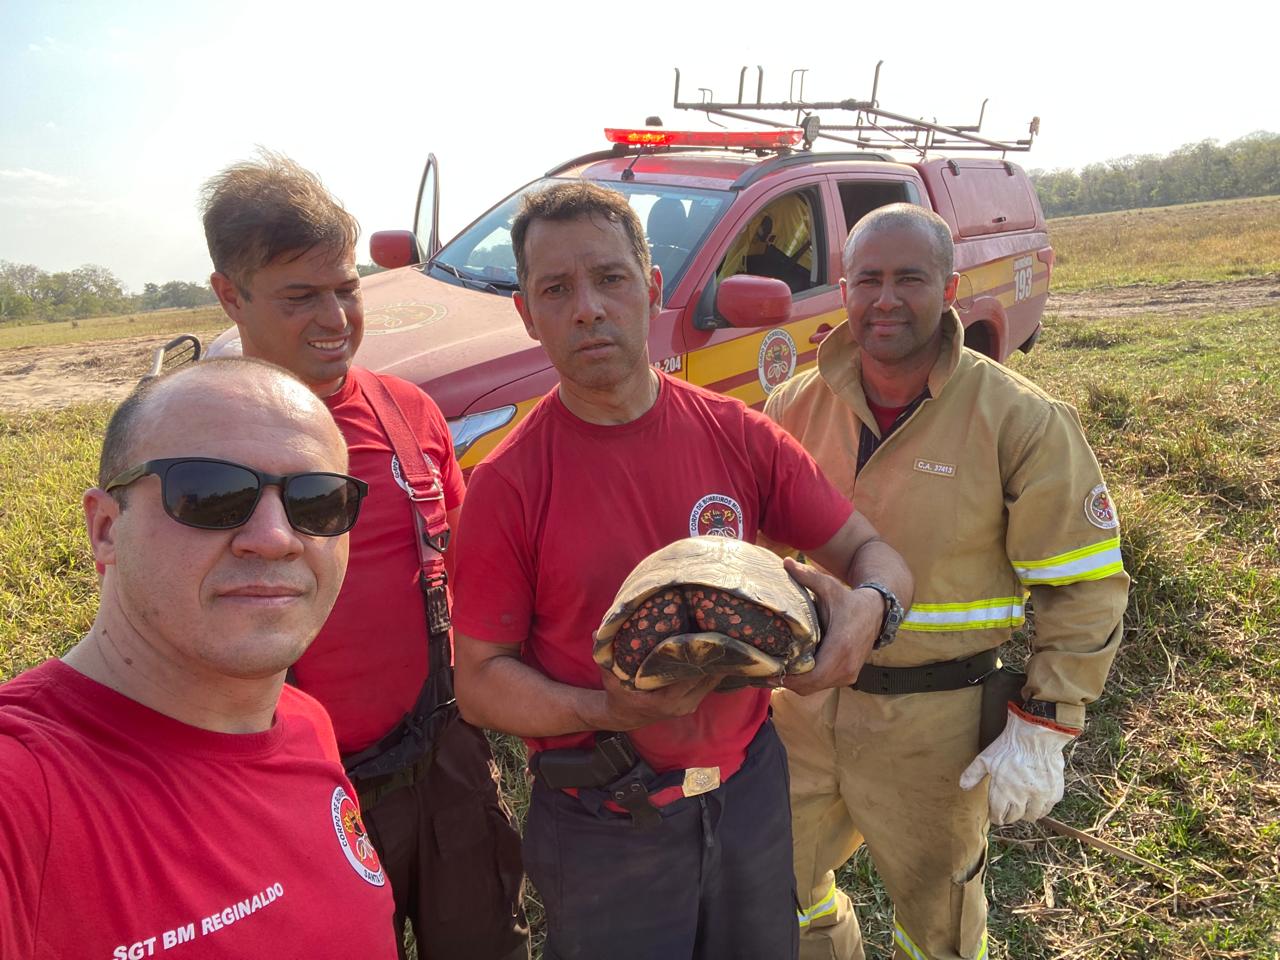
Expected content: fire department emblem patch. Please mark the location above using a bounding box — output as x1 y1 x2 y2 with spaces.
364 301 447 337
331 786 385 886
1084 483 1118 530
689 494 743 539
756 329 798 394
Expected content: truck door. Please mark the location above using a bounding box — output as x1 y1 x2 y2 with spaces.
413 153 441 260
681 178 845 409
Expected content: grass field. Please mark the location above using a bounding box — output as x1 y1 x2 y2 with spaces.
0 304 229 351
1048 194 1280 291
2 198 1278 958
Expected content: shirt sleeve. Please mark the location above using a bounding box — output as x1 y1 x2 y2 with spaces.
746 406 854 552
450 463 534 645
0 735 49 958
1005 400 1130 730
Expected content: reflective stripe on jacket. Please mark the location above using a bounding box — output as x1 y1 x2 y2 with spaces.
765 310 1129 730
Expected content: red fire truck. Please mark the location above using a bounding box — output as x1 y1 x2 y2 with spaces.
199 67 1052 468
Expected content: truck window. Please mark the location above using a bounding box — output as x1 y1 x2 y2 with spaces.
940 161 1038 237
716 188 824 295
433 179 731 301
836 180 921 236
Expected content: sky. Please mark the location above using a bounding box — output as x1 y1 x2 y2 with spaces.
1 0 1275 292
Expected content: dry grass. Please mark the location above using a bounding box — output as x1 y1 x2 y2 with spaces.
0 305 229 351
1048 195 1280 291
3 201 1279 958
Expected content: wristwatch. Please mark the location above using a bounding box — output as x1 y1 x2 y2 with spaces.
857 582 904 649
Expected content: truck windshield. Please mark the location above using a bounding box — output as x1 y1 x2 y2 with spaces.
430 178 730 301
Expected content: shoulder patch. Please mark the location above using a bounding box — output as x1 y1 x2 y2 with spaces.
1084 483 1118 529
331 786 386 886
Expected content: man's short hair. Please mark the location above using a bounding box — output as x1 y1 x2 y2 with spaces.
98 358 306 496
511 182 650 289
844 203 955 279
201 151 360 295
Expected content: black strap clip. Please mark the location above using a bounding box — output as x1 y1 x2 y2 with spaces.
420 571 451 636
611 779 661 830
422 527 451 555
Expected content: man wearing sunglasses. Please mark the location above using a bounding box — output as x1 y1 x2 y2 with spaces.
0 358 400 958
203 153 527 960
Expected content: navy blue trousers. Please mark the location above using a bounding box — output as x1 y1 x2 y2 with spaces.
523 720 799 960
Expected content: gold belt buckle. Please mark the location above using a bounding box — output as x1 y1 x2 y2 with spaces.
682 766 721 797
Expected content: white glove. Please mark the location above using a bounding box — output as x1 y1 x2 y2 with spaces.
959 709 1075 825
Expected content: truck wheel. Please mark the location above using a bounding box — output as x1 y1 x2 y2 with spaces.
963 323 996 359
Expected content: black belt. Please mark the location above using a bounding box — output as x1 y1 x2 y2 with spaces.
852 649 998 695
530 733 662 828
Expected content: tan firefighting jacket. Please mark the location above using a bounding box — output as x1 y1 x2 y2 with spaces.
765 310 1129 730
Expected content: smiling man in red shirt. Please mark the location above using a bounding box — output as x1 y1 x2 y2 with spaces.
203 154 527 960
451 182 913 960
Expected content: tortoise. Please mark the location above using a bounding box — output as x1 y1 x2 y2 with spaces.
593 536 822 691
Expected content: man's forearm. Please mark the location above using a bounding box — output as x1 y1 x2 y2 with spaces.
456 651 609 738
843 536 914 610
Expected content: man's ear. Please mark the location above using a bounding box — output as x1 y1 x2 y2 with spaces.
943 272 961 307
839 276 849 307
210 271 246 322
513 291 540 342
84 488 121 572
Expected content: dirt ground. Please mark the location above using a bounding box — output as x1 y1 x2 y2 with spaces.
2 277 1277 414
0 333 180 412
1048 275 1280 320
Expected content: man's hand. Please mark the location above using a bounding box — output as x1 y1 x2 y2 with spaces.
958 709 1075 824
596 669 720 731
780 557 884 695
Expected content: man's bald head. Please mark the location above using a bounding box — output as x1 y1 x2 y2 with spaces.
98 358 345 495
843 203 955 280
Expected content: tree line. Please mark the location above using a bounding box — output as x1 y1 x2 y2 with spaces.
1029 131 1280 218
0 261 218 323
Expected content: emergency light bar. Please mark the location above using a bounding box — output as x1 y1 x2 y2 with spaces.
605 128 803 149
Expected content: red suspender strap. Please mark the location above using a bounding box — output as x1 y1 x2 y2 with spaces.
349 367 450 562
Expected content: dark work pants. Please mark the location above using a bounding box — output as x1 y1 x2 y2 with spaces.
356 716 529 960
523 720 799 960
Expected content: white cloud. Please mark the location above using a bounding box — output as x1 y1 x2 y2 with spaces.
0 168 73 188
27 36 60 54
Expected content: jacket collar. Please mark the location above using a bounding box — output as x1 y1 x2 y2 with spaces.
816 308 965 424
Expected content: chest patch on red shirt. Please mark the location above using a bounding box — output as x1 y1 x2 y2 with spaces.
330 787 385 886
689 494 743 538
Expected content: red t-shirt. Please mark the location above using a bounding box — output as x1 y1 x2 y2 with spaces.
866 397 910 436
0 660 398 959
295 370 465 754
452 373 852 781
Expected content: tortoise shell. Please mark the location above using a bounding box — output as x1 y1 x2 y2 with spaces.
593 537 821 690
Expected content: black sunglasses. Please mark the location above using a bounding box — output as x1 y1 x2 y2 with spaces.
105 457 369 537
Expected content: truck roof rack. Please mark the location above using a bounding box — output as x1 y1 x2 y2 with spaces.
672 63 1039 158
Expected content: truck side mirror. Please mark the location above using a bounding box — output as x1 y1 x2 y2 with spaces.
715 275 793 328
370 230 424 270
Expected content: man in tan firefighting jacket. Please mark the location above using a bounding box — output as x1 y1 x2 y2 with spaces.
765 203 1129 960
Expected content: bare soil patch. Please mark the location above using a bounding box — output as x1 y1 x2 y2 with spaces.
2 277 1277 413
0 334 169 412
1047 275 1280 321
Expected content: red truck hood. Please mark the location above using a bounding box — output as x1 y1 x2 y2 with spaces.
354 267 547 418
204 266 544 418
